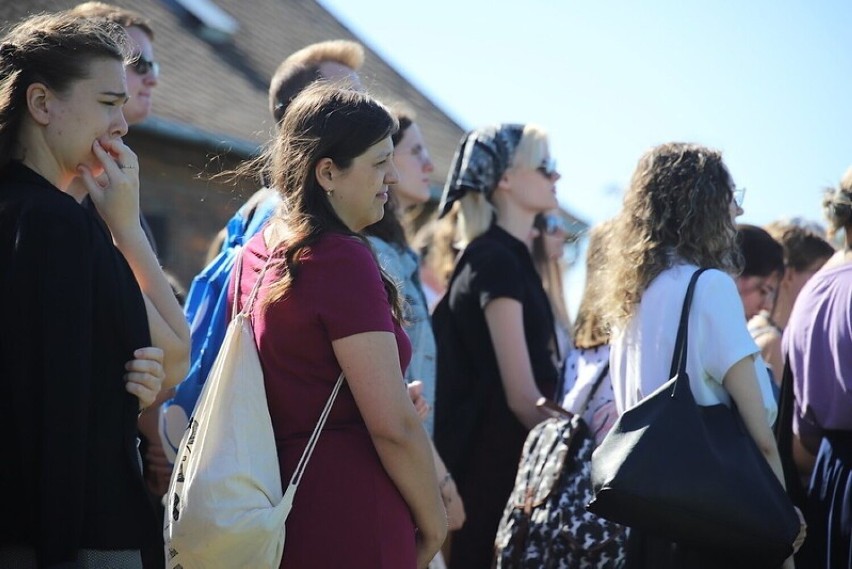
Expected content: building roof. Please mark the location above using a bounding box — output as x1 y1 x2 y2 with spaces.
0 0 466 186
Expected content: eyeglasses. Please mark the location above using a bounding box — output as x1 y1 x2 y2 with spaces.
129 55 160 77
732 186 746 207
536 157 558 179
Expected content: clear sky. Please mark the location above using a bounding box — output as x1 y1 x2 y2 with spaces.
319 0 851 308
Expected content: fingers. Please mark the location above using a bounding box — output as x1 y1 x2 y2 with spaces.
94 138 138 175
125 347 166 409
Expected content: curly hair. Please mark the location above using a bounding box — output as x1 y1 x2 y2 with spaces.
573 220 614 349
601 142 741 327
822 165 852 240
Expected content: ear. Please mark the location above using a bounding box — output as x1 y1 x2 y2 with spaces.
314 157 335 192
26 83 53 126
495 169 513 194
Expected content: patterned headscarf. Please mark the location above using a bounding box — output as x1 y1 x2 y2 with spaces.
437 124 525 218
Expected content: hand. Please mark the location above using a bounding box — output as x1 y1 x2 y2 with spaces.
415 526 446 569
124 347 165 410
138 401 174 497
79 138 140 235
440 475 466 531
792 505 807 553
408 380 432 422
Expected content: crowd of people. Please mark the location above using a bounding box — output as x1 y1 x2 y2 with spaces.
0 4 849 569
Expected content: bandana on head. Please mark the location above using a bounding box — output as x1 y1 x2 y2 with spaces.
437 124 525 218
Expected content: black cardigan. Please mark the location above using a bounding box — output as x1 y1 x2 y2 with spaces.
0 162 156 566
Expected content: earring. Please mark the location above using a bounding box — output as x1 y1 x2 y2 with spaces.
325 187 333 196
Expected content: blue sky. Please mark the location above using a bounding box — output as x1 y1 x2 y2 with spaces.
319 0 851 308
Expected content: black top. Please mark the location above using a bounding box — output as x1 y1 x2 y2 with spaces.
433 223 558 486
0 163 155 566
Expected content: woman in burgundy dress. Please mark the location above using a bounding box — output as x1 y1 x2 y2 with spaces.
231 83 446 569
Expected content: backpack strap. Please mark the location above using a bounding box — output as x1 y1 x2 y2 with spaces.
578 362 611 416
232 246 277 318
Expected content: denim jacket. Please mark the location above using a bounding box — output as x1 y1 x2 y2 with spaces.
368 236 437 435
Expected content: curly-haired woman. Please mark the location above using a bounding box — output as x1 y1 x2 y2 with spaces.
600 143 805 568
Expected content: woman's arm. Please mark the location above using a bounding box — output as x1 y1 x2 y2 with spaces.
723 356 784 484
333 331 447 568
723 356 806 559
485 297 551 429
81 139 190 387
755 333 783 386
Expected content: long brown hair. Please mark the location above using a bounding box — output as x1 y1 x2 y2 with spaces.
601 143 741 327
258 83 402 318
0 11 128 170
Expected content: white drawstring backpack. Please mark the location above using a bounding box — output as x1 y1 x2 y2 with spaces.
164 251 344 569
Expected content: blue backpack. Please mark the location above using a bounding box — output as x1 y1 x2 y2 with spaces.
159 189 279 461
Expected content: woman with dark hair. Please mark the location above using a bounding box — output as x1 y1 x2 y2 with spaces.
735 223 785 321
432 123 561 568
230 84 445 569
600 143 805 568
748 222 833 381
782 168 852 569
0 11 189 567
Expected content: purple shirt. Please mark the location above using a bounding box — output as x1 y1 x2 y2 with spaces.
782 262 852 438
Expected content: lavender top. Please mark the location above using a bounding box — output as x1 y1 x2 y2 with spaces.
782 262 852 438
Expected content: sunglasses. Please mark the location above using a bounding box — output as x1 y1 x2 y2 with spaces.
536 157 558 179
129 55 160 77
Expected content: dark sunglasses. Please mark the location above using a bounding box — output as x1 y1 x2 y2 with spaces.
536 157 558 179
129 55 160 77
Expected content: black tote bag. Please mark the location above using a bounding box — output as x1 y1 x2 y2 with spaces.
586 268 800 568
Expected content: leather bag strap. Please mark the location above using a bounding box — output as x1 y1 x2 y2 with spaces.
668 268 710 389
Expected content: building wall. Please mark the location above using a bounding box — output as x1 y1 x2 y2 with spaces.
126 129 258 289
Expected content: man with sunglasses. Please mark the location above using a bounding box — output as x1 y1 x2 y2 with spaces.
70 2 160 126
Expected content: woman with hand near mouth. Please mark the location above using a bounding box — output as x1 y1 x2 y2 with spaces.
0 11 188 568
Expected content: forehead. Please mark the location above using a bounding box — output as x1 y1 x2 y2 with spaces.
125 25 154 57
398 123 424 147
74 57 127 91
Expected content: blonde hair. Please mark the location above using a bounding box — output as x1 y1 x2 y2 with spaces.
454 124 550 247
269 40 364 122
572 221 613 348
601 143 741 327
822 165 852 240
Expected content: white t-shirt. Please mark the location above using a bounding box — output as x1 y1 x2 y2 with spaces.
610 263 777 427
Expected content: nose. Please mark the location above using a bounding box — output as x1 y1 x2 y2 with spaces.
112 109 128 138
553 171 562 182
422 150 434 174
385 161 399 185
143 71 158 87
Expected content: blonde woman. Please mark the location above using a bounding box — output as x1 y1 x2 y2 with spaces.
600 142 805 568
432 124 561 568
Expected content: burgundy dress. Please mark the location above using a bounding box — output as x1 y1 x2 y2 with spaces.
231 231 415 569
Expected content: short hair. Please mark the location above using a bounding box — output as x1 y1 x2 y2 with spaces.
737 224 784 278
764 220 835 272
268 39 364 123
69 1 154 39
